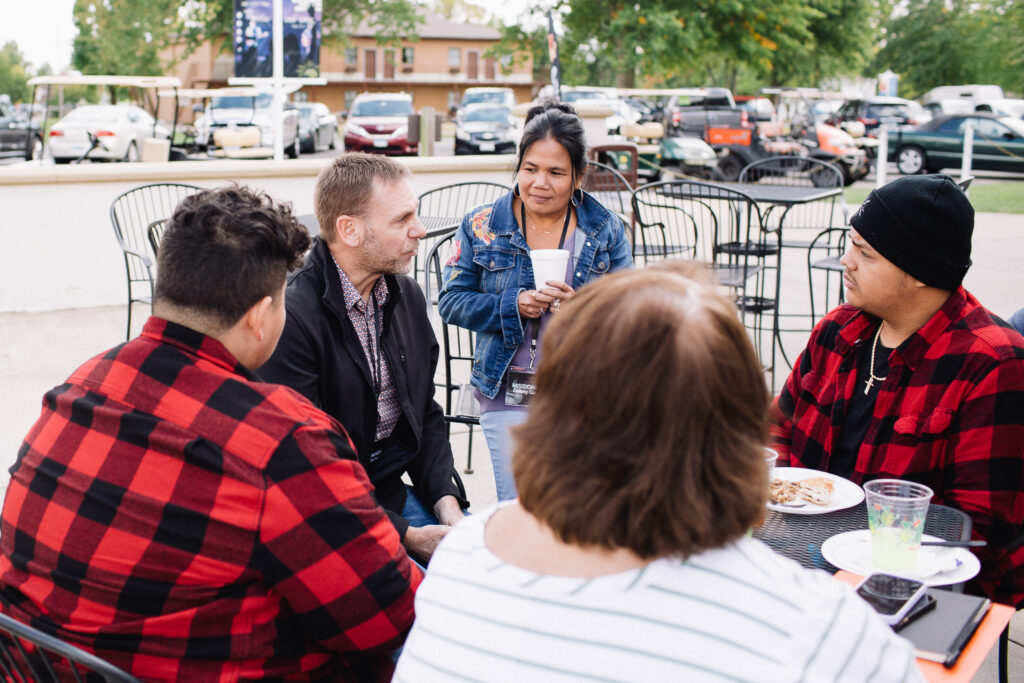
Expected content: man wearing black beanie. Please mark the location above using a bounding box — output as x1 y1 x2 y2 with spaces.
770 174 1024 608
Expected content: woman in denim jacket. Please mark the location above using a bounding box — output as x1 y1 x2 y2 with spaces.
438 101 633 500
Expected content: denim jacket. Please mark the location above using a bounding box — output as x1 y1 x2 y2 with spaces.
438 190 633 399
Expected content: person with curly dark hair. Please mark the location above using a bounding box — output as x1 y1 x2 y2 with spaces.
439 100 633 501
0 185 421 681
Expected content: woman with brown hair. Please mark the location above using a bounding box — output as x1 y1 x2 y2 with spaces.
396 263 920 682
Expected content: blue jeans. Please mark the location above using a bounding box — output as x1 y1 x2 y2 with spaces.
479 409 529 501
401 486 440 527
1008 307 1024 336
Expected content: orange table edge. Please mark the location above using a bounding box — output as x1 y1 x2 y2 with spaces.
835 570 1014 682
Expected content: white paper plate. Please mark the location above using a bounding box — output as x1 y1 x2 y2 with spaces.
820 530 981 586
766 467 865 515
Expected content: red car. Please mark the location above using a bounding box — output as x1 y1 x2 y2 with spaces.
343 93 417 156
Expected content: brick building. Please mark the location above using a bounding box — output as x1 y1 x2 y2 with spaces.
165 10 535 117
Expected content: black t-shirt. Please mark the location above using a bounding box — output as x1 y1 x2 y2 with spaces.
832 333 892 478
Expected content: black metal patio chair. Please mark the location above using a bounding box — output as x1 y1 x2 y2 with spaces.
425 231 480 475
416 181 510 304
109 183 202 339
0 611 141 682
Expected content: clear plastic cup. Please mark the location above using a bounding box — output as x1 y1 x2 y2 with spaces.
863 479 933 573
531 249 570 288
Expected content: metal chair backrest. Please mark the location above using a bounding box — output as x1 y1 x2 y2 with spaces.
109 183 202 282
147 219 167 258
738 156 844 234
425 232 477 419
583 160 634 240
630 179 764 268
109 183 202 338
415 181 510 295
0 611 142 682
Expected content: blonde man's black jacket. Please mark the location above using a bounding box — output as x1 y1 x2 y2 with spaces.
260 237 467 537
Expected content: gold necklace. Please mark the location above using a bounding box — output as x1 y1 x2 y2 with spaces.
864 322 887 395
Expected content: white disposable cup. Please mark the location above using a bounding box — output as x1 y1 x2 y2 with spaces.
531 249 570 288
764 448 779 479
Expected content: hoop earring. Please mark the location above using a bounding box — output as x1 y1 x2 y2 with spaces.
571 187 583 207
513 182 521 198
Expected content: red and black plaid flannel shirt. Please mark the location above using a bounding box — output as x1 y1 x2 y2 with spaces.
770 288 1024 607
0 317 422 681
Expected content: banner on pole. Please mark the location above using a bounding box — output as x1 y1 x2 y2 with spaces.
547 10 562 102
234 0 322 78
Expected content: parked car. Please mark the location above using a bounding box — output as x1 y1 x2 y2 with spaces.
454 104 518 155
194 91 301 158
296 102 337 153
663 87 738 136
735 96 775 122
459 87 516 110
0 94 42 160
48 104 169 163
826 96 930 137
923 99 975 117
344 92 417 156
974 99 1024 119
888 112 1024 174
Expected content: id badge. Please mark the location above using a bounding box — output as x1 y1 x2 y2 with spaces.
505 366 537 407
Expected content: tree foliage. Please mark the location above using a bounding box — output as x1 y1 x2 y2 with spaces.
0 42 33 102
174 0 424 57
874 0 1024 98
489 0 878 92
72 0 180 77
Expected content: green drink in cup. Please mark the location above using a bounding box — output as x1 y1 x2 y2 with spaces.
863 479 933 573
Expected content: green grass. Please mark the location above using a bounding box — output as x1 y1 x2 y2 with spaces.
845 181 1024 214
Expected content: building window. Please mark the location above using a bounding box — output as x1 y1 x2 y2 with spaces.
402 47 414 65
344 47 357 65
448 47 461 68
344 91 358 111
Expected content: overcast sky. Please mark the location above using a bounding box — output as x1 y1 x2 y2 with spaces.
0 0 542 74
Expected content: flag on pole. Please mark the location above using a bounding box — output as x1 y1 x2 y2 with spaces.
547 10 562 102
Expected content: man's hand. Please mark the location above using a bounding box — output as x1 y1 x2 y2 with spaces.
433 495 466 528
403 524 450 563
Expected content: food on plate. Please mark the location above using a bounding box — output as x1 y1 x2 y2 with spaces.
769 476 835 506
769 479 800 504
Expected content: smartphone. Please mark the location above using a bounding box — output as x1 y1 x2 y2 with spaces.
855 573 928 625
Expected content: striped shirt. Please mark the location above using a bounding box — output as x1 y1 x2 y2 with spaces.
395 505 922 683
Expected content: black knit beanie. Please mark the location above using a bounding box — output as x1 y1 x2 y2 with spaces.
849 174 973 290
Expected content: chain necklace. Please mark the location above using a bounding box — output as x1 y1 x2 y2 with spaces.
864 322 887 395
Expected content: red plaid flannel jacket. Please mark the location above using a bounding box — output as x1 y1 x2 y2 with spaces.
0 318 422 681
771 288 1024 607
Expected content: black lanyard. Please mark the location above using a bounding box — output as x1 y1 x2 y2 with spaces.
521 202 572 250
362 290 383 396
520 201 573 369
